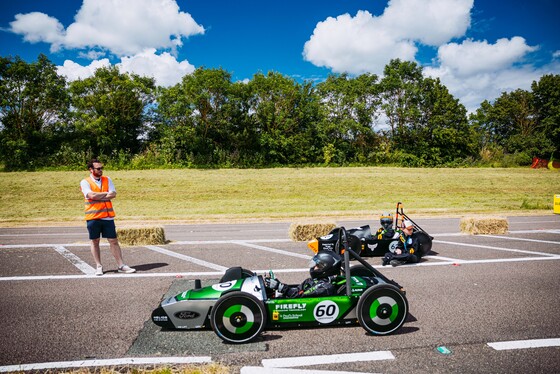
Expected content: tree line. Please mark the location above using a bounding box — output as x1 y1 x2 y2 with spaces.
1 54 558 170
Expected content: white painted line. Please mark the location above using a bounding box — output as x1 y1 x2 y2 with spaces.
508 229 560 234
262 351 394 368
434 240 557 257
424 255 464 263
232 240 312 259
145 245 228 272
0 233 84 237
172 239 292 245
2 254 560 281
53 245 95 275
482 235 560 246
0 271 225 281
242 367 376 374
0 356 212 373
488 338 560 350
3 229 560 249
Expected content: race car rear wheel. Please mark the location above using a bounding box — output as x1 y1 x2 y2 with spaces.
357 284 408 335
413 232 432 256
210 291 267 344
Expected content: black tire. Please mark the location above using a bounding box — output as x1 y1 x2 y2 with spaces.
357 284 408 335
413 232 433 257
210 291 266 344
349 264 375 277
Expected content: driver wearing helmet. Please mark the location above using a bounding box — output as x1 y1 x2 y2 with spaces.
265 251 342 298
376 212 399 240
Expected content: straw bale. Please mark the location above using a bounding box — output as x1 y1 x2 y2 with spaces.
117 225 166 245
459 217 509 235
289 222 336 242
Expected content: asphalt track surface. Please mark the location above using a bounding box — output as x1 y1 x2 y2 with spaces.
1 216 559 373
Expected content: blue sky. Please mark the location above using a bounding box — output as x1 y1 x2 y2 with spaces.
1 0 559 112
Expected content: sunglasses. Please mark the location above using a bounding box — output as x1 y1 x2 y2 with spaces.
93 167 104 171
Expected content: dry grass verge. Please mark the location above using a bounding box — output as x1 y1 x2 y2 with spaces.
40 363 231 373
116 225 166 246
459 217 509 235
289 222 336 241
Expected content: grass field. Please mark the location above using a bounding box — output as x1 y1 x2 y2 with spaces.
1 167 558 227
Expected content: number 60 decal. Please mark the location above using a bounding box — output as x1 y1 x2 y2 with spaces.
313 300 339 324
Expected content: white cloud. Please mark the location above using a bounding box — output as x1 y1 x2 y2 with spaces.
118 49 195 86
303 11 417 74
424 62 557 113
12 0 203 87
57 59 111 81
424 37 544 112
57 50 194 87
436 37 538 77
380 0 473 46
303 0 473 75
9 12 65 49
9 0 204 57
304 0 560 112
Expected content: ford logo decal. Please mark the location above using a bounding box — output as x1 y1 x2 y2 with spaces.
175 311 200 320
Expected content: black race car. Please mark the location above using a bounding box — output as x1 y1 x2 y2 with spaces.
308 202 433 258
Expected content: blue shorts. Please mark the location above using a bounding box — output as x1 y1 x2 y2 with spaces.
87 220 117 240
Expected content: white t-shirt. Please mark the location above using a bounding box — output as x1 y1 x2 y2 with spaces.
80 175 116 220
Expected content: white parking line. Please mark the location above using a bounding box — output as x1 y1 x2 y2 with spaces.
434 240 558 257
0 356 212 373
488 338 560 350
144 245 228 272
172 239 292 245
53 245 95 275
482 235 560 245
232 240 312 259
242 367 375 374
262 351 394 368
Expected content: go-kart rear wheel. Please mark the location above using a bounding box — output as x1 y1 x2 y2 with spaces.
413 232 432 257
210 291 266 344
357 284 408 335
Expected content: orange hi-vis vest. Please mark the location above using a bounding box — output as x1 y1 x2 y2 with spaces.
84 176 116 220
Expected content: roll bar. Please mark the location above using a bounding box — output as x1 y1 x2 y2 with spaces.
338 227 403 296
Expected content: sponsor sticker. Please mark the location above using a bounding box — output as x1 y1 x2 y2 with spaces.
313 300 339 324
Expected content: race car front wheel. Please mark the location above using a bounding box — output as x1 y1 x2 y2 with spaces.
357 284 408 335
210 291 267 344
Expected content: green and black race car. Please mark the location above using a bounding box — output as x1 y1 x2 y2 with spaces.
152 228 409 344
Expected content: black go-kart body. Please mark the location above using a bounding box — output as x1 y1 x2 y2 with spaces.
309 203 434 259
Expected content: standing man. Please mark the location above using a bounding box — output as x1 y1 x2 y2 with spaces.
80 158 136 276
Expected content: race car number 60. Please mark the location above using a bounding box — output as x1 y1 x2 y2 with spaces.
313 300 339 324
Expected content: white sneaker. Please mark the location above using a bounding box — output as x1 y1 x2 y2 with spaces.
118 265 136 274
95 265 103 276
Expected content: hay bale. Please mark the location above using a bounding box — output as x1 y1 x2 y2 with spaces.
459 217 509 235
117 225 166 246
289 222 336 242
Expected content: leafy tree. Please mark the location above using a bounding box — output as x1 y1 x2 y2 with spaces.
315 73 381 163
0 54 69 169
476 89 553 161
248 72 321 164
379 59 424 141
531 74 560 158
69 66 155 159
155 67 251 165
412 77 475 165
